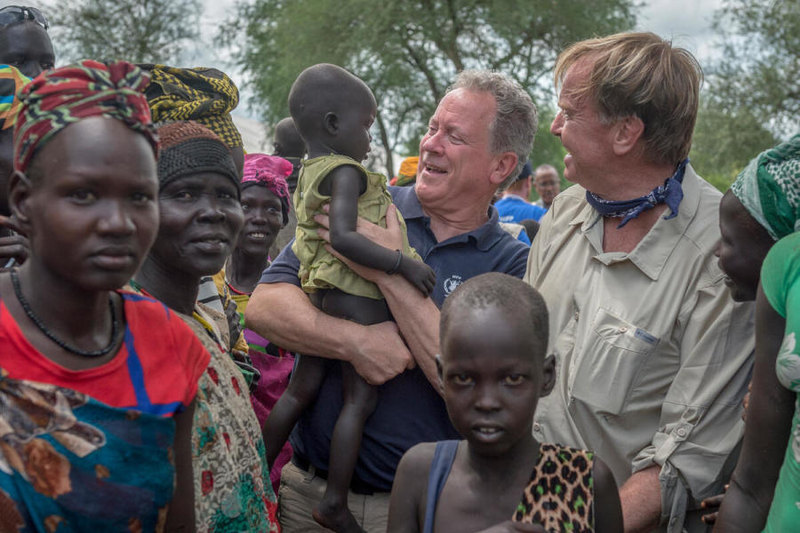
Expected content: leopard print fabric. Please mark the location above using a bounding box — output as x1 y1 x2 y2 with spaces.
512 443 594 532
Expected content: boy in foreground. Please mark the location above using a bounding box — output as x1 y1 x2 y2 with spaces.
388 273 623 533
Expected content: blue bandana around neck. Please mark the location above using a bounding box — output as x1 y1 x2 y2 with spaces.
586 158 689 228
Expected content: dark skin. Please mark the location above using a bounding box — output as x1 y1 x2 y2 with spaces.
712 284 793 532
0 19 54 264
0 117 195 531
0 21 55 78
273 116 306 158
714 191 775 302
1 129 29 265
262 66 434 533
388 304 622 533
227 185 283 294
133 171 244 315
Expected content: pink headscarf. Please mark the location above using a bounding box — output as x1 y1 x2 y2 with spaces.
242 153 292 223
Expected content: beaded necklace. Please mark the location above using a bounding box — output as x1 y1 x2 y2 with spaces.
10 269 119 357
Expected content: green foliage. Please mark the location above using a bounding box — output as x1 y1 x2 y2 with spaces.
690 97 778 192
708 0 799 135
688 0 796 192
225 0 636 176
44 0 201 65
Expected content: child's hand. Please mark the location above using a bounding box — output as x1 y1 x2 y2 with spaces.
0 215 28 266
700 484 728 525
478 521 545 533
398 254 436 296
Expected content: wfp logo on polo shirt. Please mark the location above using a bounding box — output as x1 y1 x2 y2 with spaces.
443 275 463 297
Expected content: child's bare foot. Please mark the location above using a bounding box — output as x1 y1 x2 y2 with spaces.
312 501 365 533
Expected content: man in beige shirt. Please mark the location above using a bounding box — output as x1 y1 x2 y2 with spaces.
525 33 754 533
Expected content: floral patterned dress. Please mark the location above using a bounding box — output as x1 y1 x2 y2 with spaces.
178 304 280 533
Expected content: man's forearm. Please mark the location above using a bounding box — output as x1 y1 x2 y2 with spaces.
245 282 413 385
620 466 662 533
377 273 441 388
246 282 358 360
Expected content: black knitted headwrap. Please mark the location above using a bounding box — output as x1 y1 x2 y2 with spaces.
156 120 240 194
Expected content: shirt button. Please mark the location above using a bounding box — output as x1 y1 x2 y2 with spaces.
573 312 579 321
618 326 627 333
533 422 541 432
676 428 687 437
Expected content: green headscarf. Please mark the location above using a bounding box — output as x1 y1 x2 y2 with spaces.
731 134 800 241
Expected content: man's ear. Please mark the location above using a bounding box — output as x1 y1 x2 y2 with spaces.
540 354 556 398
435 354 445 396
323 112 339 136
8 170 33 230
489 152 519 186
611 115 645 156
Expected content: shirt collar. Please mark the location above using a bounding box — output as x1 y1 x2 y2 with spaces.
569 164 703 281
500 193 528 202
393 185 510 252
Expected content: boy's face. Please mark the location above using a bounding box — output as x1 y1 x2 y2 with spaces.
331 92 375 162
439 304 553 457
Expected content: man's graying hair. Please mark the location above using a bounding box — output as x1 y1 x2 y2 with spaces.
448 71 537 190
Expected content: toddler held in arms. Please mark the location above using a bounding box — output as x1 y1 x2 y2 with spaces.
261 63 435 533
387 273 623 533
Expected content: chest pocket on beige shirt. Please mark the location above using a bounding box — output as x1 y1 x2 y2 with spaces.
568 307 660 416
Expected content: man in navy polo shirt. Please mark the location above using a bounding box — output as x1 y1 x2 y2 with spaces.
246 70 536 532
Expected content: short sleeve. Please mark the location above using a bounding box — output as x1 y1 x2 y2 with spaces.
761 232 800 318
171 318 212 406
260 238 302 286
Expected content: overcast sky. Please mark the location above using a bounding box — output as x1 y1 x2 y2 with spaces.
195 0 727 119
6 0 727 120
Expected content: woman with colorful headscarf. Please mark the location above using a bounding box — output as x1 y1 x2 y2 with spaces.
127 122 280 533
704 135 800 531
223 153 295 492
0 60 210 531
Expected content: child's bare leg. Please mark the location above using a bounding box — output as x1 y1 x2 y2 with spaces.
311 290 391 533
312 364 377 533
262 353 327 468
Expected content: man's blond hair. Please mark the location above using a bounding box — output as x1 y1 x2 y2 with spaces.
554 32 702 167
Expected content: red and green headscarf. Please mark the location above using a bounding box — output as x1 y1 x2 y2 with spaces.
13 59 157 173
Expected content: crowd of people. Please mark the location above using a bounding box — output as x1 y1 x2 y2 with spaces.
0 5 798 533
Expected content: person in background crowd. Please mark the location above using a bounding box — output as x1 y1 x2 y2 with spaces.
128 120 279 533
0 60 205 532
532 164 561 210
0 5 54 79
0 65 31 267
270 116 306 259
525 32 754 532
495 161 547 223
0 5 54 268
246 69 533 533
225 152 297 494
390 156 419 187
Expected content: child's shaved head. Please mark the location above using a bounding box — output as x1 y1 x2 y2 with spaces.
273 117 305 158
440 273 549 360
288 63 375 142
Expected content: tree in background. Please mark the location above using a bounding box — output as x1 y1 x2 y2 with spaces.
44 0 201 65
225 0 635 177
689 0 797 190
